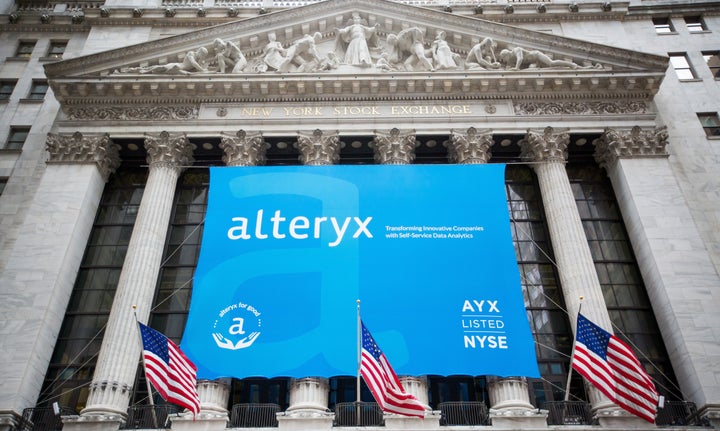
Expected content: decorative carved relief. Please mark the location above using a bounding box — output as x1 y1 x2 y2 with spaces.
514 101 648 116
593 126 669 166
46 132 121 181
520 126 569 163
447 128 494 164
295 129 341 166
66 106 199 121
220 130 267 166
144 131 194 170
110 12 604 76
370 128 418 165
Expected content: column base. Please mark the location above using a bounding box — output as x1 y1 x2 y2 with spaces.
384 412 440 428
594 407 655 428
699 405 720 428
170 412 227 431
489 408 549 428
62 413 123 431
0 411 21 431
277 411 334 430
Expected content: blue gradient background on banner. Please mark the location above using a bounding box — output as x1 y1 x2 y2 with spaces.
180 164 540 379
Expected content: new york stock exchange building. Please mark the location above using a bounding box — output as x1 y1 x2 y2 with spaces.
1 0 720 431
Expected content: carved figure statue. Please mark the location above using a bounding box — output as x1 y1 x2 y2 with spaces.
499 46 583 70
465 37 501 70
212 38 247 73
279 32 323 73
335 12 380 67
257 33 288 72
431 31 460 70
124 47 209 74
386 27 434 71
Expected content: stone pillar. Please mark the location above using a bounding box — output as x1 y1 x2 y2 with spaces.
487 377 547 427
294 129 341 166
0 133 119 431
277 378 333 429
520 127 619 420
595 126 720 426
370 128 418 165
447 127 494 164
276 131 338 427
220 130 267 167
79 132 193 421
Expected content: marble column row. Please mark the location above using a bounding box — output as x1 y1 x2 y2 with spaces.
39 126 671 430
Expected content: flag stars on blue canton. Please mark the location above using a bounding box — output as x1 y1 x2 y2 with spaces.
362 326 382 360
142 326 170 362
577 315 610 360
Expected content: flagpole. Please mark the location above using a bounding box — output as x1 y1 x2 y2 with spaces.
564 297 583 402
133 305 159 429
356 299 361 426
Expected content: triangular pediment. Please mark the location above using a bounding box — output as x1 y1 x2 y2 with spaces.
45 0 668 105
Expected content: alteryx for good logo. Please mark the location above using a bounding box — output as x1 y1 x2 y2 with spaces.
180 165 540 380
212 301 262 350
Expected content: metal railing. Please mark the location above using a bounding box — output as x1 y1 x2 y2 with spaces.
228 403 281 428
18 407 77 431
438 401 490 426
121 405 181 429
656 401 704 426
333 402 384 427
546 401 592 426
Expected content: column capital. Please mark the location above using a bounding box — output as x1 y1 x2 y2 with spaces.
593 126 669 166
447 127 494 164
371 128 418 165
144 131 194 171
45 132 120 181
294 129 341 166
520 126 569 163
220 130 267 166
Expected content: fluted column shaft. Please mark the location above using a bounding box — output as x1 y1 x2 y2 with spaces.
521 127 614 413
596 127 720 423
82 132 193 417
0 133 118 421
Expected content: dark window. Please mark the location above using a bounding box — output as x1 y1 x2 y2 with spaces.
698 113 720 137
703 51 720 78
685 16 706 32
27 80 48 100
569 164 679 400
652 17 674 34
15 41 36 58
5 126 30 150
0 178 7 196
669 53 696 79
39 169 147 410
505 165 581 407
47 41 68 59
0 80 16 100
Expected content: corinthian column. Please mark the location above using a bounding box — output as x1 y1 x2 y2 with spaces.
220 131 267 167
370 128 417 165
520 127 617 417
595 126 720 426
80 132 193 419
0 133 119 430
295 129 341 166
447 128 494 164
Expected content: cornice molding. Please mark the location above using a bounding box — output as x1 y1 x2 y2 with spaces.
43 0 668 78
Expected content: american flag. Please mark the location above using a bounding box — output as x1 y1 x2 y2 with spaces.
138 323 201 417
572 313 659 423
360 322 426 418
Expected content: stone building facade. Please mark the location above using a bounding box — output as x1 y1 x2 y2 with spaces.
0 0 719 431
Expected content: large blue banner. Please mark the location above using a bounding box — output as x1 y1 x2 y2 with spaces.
181 164 539 379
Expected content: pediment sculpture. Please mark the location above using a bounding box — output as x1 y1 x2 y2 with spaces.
116 19 603 75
